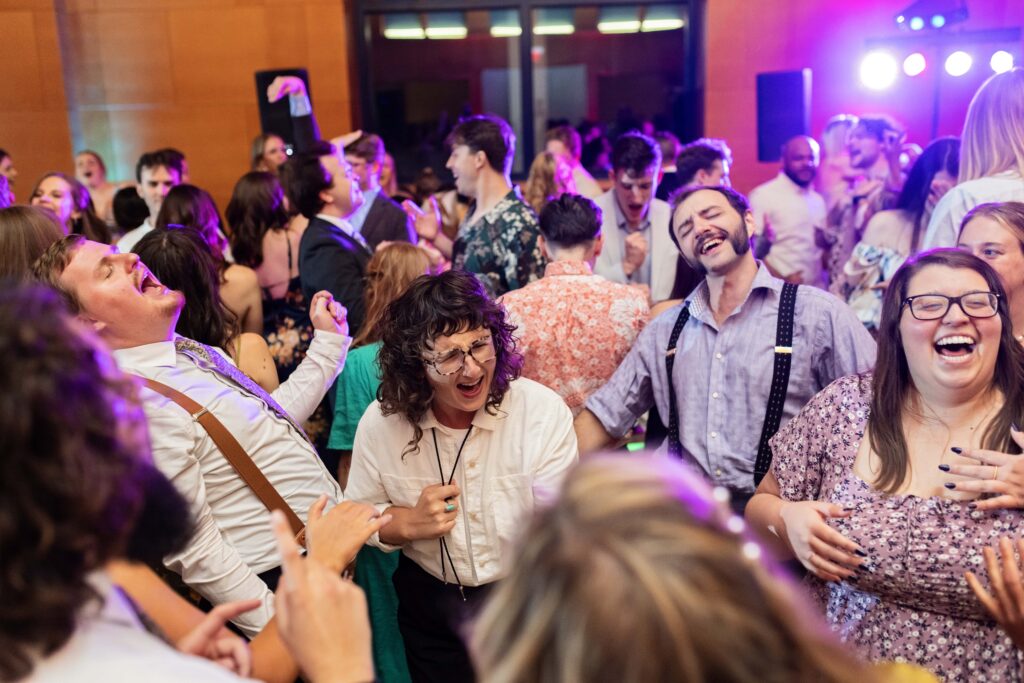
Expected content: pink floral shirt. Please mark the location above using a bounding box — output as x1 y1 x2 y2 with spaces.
499 260 649 416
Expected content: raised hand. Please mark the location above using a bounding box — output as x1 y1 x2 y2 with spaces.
305 496 391 573
623 232 648 277
266 76 307 103
405 482 461 541
965 536 1024 651
941 427 1024 510
403 196 441 243
309 290 349 337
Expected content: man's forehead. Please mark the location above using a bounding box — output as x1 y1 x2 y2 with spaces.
616 169 656 184
62 240 111 279
676 189 730 215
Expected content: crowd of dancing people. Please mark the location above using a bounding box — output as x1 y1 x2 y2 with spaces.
2 67 1024 682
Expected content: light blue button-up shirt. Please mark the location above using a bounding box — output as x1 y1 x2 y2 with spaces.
586 263 877 496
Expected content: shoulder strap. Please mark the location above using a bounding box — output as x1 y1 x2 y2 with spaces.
664 304 692 459
136 376 307 546
753 282 799 486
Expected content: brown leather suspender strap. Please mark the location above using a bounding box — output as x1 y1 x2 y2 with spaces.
137 376 306 546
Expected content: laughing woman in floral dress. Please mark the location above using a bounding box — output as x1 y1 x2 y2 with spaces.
748 249 1024 680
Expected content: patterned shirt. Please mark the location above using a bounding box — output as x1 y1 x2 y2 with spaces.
585 263 877 496
499 260 649 416
452 188 545 298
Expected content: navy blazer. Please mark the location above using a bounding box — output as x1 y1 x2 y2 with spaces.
361 193 415 250
298 216 372 336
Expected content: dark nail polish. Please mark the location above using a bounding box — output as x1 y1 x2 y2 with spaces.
951 447 963 454
968 502 978 510
944 482 956 489
854 549 868 557
938 464 951 472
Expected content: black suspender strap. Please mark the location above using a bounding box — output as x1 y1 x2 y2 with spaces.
753 282 799 486
664 304 692 459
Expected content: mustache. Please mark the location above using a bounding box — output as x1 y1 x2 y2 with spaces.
696 230 728 253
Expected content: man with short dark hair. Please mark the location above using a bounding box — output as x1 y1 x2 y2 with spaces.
116 149 185 252
593 131 675 301
344 133 415 249
499 194 649 415
575 185 875 510
749 135 827 286
410 114 544 299
545 125 603 198
676 138 733 187
282 140 371 336
654 130 683 202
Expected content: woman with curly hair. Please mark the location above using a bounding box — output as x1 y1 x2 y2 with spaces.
522 150 575 215
345 269 578 683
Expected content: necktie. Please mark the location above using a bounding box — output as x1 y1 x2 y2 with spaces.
174 337 310 443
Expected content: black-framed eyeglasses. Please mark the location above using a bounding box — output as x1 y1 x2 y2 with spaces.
901 292 1000 321
424 336 496 376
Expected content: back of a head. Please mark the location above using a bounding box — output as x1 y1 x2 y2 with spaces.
226 171 289 268
448 115 516 176
355 242 431 348
135 148 184 183
155 184 225 255
611 131 661 176
960 67 1024 182
0 205 66 281
113 186 151 233
472 455 871 683
281 144 333 220
524 152 560 213
0 284 150 682
348 133 386 165
676 138 730 185
538 194 602 249
655 130 682 167
134 226 237 349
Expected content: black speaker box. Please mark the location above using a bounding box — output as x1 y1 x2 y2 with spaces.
756 69 812 163
254 68 312 148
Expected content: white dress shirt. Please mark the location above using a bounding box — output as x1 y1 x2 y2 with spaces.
922 170 1024 249
112 330 349 637
116 218 153 253
346 377 578 586
749 172 827 287
27 571 252 682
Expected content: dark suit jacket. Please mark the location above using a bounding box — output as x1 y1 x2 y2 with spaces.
299 216 372 336
361 193 415 250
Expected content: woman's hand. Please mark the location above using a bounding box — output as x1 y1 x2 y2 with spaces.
404 483 461 541
942 428 1024 510
779 501 864 582
177 600 261 677
309 291 349 337
965 536 1024 651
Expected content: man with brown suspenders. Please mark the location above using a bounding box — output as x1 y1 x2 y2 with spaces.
34 234 376 637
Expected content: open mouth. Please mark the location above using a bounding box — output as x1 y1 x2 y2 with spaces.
456 376 484 398
698 234 726 256
138 269 165 295
934 335 976 362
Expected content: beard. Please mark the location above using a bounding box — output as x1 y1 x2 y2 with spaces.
122 463 194 567
681 222 751 275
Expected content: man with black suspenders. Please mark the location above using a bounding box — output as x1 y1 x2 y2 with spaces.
575 185 877 511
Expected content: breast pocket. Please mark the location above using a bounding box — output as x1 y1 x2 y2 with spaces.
380 474 436 508
489 474 534 547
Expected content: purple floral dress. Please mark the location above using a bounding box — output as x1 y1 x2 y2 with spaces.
771 373 1024 681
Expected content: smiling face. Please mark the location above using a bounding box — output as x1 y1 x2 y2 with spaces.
31 175 77 227
319 151 364 218
612 166 658 228
958 215 1024 308
899 265 1002 401
847 125 882 170
446 144 482 198
424 326 496 427
672 189 753 276
58 240 184 349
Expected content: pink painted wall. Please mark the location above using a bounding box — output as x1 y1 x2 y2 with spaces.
705 0 1024 194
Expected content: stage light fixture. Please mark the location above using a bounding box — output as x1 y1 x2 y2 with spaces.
909 16 925 30
895 0 969 31
903 52 927 76
860 51 899 90
990 50 1015 73
931 14 946 28
944 50 972 76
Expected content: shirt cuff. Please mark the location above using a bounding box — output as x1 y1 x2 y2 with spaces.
288 92 312 118
368 502 403 552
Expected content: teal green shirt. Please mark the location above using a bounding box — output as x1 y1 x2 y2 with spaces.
328 342 382 450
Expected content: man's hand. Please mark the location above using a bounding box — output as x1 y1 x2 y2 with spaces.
267 76 307 103
177 600 261 677
330 131 364 154
305 496 392 573
309 291 349 337
271 511 375 683
403 196 441 242
623 232 648 277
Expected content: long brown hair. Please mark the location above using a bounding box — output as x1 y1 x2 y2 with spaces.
870 248 1024 493
472 455 874 683
0 206 66 281
352 242 430 348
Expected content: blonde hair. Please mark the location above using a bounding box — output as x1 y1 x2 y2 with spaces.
523 151 574 215
960 201 1024 252
821 114 858 158
352 242 430 348
471 455 873 683
959 67 1024 182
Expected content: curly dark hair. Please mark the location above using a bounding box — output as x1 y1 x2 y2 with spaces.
0 285 153 681
376 270 523 456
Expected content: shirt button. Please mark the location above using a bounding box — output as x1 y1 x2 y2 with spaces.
715 352 723 360
715 468 722 477
712 392 719 399
468 461 477 469
711 431 718 438
470 513 479 522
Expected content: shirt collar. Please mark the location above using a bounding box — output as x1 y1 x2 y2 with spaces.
347 188 379 232
111 339 178 372
316 212 361 240
418 400 507 433
685 261 780 321
611 193 651 233
543 260 592 277
467 188 522 228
